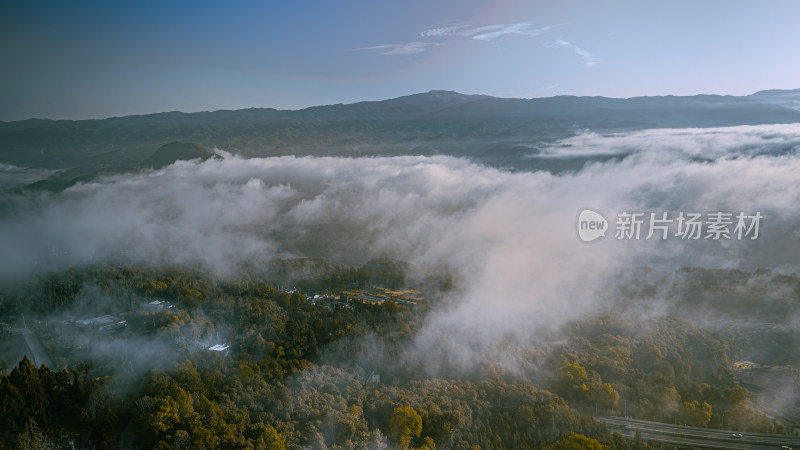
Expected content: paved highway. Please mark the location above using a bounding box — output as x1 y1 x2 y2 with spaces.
600 416 800 450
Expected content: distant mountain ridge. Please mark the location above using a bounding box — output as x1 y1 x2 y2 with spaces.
1 89 799 191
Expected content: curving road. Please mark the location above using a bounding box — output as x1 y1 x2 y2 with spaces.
9 327 55 369
600 416 800 450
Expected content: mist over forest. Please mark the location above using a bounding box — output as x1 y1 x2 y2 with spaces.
3 90 800 449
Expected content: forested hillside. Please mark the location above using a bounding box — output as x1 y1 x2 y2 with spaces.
1 265 792 448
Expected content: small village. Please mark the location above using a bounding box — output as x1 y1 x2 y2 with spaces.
309 287 423 310
2 283 427 371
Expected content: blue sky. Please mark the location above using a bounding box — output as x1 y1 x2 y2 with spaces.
2 0 799 121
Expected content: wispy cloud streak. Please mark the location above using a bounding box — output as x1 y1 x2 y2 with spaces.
470 23 553 41
358 20 596 66
546 38 598 67
355 41 440 56
419 25 470 38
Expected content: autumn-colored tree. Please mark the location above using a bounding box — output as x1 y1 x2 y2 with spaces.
389 405 422 449
546 432 608 450
677 400 712 427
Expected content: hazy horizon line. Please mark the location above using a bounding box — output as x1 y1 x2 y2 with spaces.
3 86 798 124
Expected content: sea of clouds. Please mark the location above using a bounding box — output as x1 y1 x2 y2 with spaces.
2 123 800 371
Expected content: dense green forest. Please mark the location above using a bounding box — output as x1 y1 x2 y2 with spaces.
0 265 794 448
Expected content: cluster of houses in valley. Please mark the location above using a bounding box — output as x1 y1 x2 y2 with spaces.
11 297 235 368
6 283 427 371
308 287 423 309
